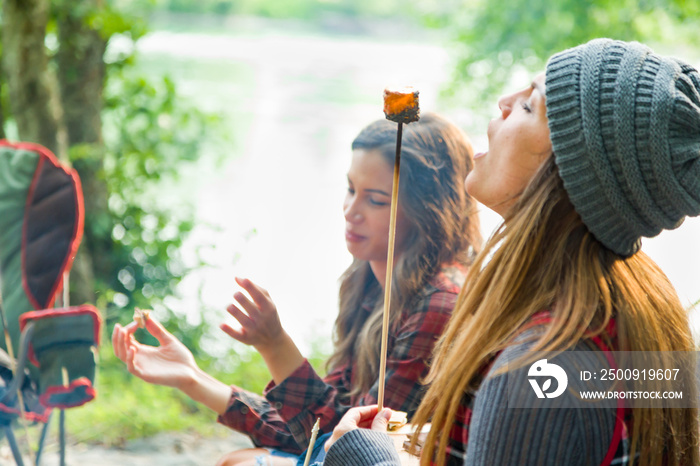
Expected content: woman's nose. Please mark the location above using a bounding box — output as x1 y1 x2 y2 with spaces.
344 198 362 223
498 94 513 119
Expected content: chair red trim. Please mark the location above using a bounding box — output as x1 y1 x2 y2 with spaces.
39 377 96 409
19 305 102 366
0 140 84 311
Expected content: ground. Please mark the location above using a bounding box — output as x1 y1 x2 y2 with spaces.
1 430 253 465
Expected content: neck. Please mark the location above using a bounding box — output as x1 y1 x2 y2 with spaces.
369 260 388 289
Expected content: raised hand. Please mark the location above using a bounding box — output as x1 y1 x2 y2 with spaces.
221 277 304 384
112 316 199 390
221 277 284 352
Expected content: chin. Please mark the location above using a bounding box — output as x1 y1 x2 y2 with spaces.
348 249 375 263
464 176 480 199
346 243 361 258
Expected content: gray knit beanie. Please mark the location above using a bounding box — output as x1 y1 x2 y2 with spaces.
545 38 700 256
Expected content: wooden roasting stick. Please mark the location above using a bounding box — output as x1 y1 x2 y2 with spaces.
302 418 320 466
378 87 420 416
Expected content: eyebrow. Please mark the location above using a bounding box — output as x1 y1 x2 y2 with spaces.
347 176 390 196
366 189 390 196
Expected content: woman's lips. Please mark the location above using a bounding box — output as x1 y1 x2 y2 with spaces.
345 230 365 242
473 151 487 160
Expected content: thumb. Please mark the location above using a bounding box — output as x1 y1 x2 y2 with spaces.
144 316 174 344
371 408 393 432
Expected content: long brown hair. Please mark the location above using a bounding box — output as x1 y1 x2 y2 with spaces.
412 157 699 466
327 113 482 399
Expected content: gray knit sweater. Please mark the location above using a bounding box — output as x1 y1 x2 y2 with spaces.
323 338 617 466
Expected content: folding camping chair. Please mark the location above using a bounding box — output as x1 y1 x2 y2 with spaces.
0 140 101 465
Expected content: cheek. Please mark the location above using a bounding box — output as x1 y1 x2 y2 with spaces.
373 212 392 239
365 212 390 247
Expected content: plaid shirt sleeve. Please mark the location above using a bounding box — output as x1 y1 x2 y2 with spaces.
216 385 305 453
217 268 462 453
263 287 458 449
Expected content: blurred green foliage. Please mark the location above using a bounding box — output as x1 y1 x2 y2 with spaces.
47 1 228 356
66 347 219 445
3 3 335 443
419 0 700 120
136 0 415 19
97 71 217 321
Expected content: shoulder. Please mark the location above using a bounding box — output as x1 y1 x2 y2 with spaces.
407 263 467 314
427 263 467 295
393 265 465 336
468 374 616 465
487 313 613 379
469 336 618 465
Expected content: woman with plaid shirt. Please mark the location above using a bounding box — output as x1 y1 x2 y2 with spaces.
112 113 482 465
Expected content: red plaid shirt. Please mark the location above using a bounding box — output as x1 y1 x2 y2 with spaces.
217 264 466 453
441 312 631 466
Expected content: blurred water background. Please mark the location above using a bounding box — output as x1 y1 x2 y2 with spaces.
129 14 700 355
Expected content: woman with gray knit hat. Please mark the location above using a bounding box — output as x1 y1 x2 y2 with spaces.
317 39 700 466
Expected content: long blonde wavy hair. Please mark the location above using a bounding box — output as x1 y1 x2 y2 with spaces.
326 113 482 400
412 157 699 466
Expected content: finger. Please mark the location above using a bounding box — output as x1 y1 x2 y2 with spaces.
233 291 262 319
143 315 175 345
371 408 393 432
325 426 346 452
220 323 250 344
325 406 373 453
125 345 141 377
112 324 126 361
235 277 273 310
226 303 255 329
114 324 137 362
348 405 379 429
349 405 380 423
123 321 140 335
324 436 334 452
335 406 378 432
126 344 152 383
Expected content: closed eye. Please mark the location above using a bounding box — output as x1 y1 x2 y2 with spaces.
369 198 389 206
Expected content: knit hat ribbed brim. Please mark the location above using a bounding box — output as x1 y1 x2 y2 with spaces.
545 39 700 256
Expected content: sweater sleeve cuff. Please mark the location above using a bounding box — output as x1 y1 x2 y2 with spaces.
324 430 401 466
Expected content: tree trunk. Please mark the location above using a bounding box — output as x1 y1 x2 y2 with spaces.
0 79 6 140
55 0 110 306
56 1 106 146
1 0 61 155
0 21 6 140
